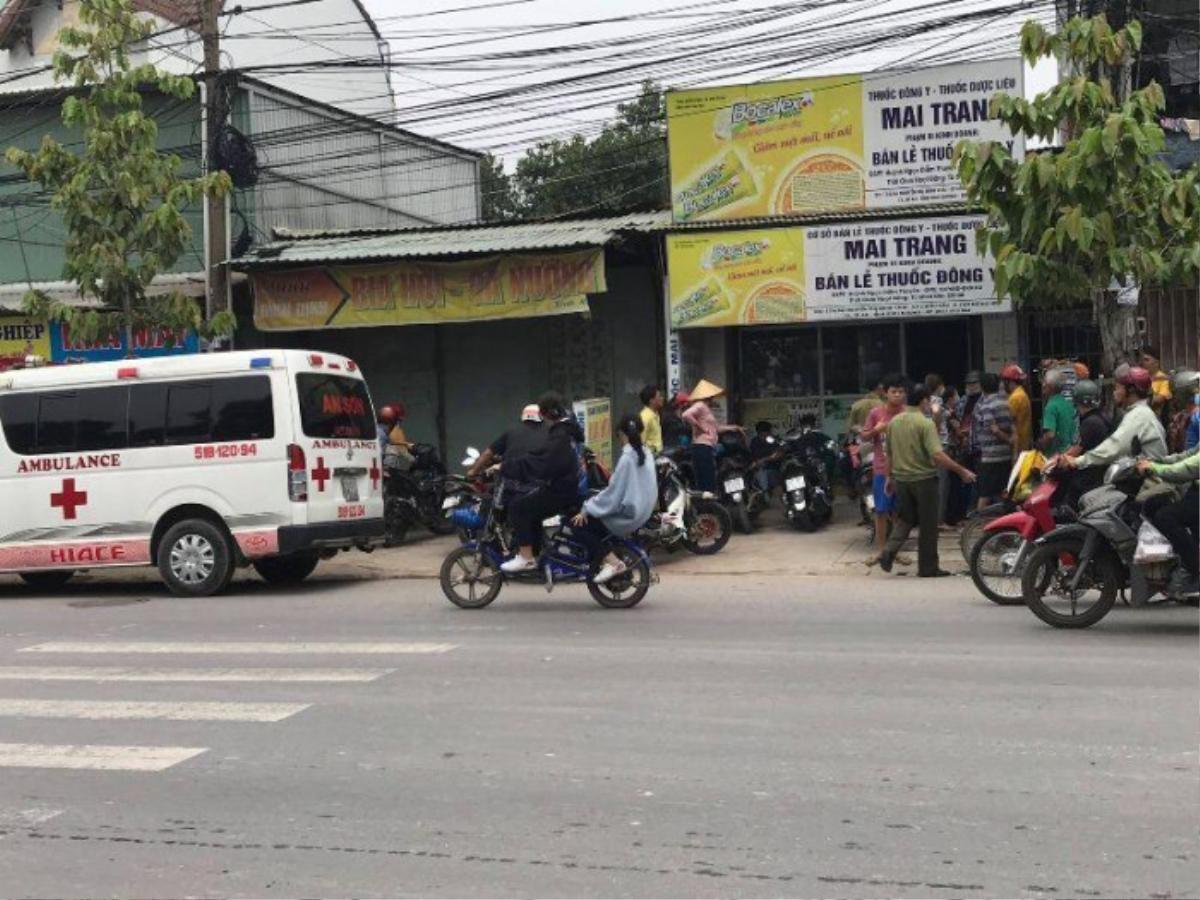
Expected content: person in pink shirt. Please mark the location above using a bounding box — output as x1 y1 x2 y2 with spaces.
681 379 742 493
860 373 909 565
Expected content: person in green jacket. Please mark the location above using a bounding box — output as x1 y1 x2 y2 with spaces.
1137 447 1198 598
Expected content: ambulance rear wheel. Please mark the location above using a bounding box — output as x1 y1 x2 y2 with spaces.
158 519 235 597
253 552 320 586
19 571 74 591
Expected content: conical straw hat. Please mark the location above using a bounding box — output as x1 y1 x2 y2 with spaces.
690 379 725 401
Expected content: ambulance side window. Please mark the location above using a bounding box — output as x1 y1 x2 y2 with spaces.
211 376 274 442
0 393 36 454
36 394 77 453
76 386 130 452
164 384 212 445
129 384 167 447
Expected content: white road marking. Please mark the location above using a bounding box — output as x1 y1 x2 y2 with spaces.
0 666 395 683
0 807 63 827
0 699 310 722
0 743 206 771
20 641 457 655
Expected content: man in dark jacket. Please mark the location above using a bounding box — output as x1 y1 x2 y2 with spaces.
501 392 585 574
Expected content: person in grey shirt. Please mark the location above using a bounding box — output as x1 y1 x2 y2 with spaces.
1061 366 1168 471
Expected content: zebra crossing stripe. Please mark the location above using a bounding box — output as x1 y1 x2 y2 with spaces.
0 666 396 683
0 743 207 771
20 641 457 655
0 699 310 722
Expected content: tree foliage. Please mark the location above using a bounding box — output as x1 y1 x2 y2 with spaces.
484 80 667 220
955 14 1200 370
5 0 233 347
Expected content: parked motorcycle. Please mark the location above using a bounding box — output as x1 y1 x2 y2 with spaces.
1020 458 1199 628
969 466 1076 605
382 442 457 546
439 480 652 609
852 439 875 527
637 455 732 555
716 432 755 534
778 417 835 531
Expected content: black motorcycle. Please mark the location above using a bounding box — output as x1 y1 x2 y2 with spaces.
383 442 458 546
778 416 836 531
1021 458 1199 628
716 431 756 534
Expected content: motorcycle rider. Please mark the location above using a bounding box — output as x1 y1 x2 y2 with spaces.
1168 369 1199 452
1058 366 1168 472
1137 447 1199 598
377 403 414 469
500 392 584 574
1064 379 1112 498
466 403 543 480
570 414 657 584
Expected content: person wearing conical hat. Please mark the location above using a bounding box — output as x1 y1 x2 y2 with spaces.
681 379 742 493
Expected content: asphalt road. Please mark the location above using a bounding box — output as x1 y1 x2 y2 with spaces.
0 569 1195 898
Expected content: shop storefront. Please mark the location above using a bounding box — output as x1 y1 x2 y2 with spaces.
233 215 668 463
662 57 1029 434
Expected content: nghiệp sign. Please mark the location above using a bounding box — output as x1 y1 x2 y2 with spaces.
667 214 1009 328
667 59 1024 222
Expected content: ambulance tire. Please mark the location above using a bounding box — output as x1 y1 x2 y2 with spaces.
19 571 74 591
253 552 320 586
158 518 236 597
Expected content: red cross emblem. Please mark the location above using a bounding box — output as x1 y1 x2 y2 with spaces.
369 460 380 492
50 478 89 520
311 457 331 492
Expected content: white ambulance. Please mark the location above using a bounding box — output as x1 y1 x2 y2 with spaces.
0 350 385 596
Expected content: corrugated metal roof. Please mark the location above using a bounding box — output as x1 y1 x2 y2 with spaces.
237 204 981 267
239 212 671 267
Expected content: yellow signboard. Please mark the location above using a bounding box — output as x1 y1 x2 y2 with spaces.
669 75 863 222
667 60 1023 222
668 229 805 328
0 315 51 370
573 396 613 471
252 249 605 331
668 216 1005 328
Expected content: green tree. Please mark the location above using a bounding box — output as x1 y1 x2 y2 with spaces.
479 152 519 222
5 0 233 349
512 80 668 218
955 14 1200 372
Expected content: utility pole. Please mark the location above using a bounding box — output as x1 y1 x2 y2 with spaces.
202 0 230 327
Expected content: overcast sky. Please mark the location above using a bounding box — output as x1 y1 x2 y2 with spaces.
361 0 1058 161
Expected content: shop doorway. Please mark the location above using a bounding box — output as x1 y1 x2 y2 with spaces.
904 318 977 387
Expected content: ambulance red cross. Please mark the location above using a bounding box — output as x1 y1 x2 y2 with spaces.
0 350 384 596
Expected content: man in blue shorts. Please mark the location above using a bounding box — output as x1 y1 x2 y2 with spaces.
861 373 909 566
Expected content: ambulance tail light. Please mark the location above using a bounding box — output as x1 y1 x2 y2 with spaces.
307 354 323 368
287 443 308 502
117 366 138 379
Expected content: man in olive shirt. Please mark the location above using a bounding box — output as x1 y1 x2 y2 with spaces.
847 378 885 435
880 384 977 578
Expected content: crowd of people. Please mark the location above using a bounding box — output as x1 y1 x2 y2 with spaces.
848 349 1199 593
379 346 1198 596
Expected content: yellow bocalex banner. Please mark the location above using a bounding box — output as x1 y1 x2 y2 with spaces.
667 60 1023 223
252 249 605 331
668 230 806 328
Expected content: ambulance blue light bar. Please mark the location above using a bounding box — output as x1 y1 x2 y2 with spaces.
250 357 273 369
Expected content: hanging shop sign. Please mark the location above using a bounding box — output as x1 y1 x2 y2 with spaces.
252 249 606 331
572 396 613 471
666 59 1024 222
0 315 51 370
50 323 199 362
667 214 1009 328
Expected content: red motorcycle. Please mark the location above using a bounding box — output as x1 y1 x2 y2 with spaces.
969 467 1076 605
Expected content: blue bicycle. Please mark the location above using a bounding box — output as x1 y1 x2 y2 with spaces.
438 483 653 609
